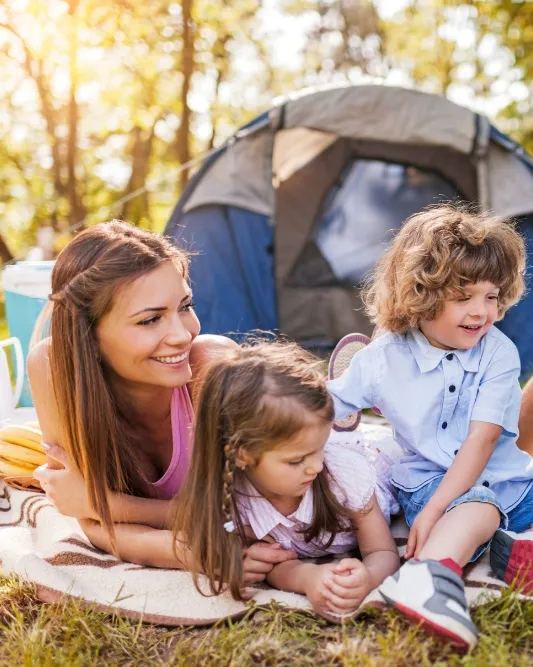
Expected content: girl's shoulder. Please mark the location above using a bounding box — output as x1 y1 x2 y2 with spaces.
324 435 377 511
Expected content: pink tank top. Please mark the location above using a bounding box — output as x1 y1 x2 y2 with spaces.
147 386 194 499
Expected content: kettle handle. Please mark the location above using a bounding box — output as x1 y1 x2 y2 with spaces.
0 337 24 409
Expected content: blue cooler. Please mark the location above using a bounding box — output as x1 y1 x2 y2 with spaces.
2 261 54 406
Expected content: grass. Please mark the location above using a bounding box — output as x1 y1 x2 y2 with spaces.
1 574 533 666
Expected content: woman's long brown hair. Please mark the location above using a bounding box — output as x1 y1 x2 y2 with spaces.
172 341 352 601
48 221 188 547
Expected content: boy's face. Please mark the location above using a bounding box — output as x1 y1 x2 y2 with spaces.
419 281 500 350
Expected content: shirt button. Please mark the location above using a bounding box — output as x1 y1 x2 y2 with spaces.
442 422 448 429
454 449 458 455
482 481 490 487
446 353 454 361
449 385 456 393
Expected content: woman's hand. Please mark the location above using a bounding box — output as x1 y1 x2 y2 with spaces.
33 444 96 520
242 540 298 585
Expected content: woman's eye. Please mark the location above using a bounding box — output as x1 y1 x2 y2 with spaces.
488 295 499 301
181 301 196 312
138 315 161 326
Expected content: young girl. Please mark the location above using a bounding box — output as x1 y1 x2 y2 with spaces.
172 342 400 620
328 205 533 648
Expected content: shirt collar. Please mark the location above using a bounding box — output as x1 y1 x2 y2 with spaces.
407 328 481 374
236 475 314 540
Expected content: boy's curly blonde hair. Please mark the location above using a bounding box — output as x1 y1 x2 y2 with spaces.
364 205 526 333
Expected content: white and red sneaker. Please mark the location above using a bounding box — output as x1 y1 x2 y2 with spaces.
490 529 533 593
378 559 478 650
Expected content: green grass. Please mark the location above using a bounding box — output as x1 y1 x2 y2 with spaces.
1 574 532 666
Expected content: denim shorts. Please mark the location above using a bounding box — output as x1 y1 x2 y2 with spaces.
397 475 533 562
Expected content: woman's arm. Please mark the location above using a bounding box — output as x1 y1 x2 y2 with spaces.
79 520 192 568
81 519 299 584
35 444 174 528
28 340 172 528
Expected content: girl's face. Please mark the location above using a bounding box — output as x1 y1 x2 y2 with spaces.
420 281 499 350
240 415 332 502
97 262 201 389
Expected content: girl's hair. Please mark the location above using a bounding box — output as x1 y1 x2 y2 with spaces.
48 220 189 546
364 204 526 332
172 341 352 601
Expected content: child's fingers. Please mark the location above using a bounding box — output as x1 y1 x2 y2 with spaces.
405 530 417 559
239 587 256 601
325 578 364 601
325 593 359 613
333 557 362 574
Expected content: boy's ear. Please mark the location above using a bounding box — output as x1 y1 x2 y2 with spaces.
235 448 254 469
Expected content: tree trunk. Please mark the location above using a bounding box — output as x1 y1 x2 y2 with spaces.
120 125 155 225
0 234 14 264
176 0 195 191
67 0 86 229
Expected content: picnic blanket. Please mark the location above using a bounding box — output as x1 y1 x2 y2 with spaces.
0 422 525 627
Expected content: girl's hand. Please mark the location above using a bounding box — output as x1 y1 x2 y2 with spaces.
406 505 444 559
324 558 372 615
242 540 298 585
304 562 340 618
33 445 96 520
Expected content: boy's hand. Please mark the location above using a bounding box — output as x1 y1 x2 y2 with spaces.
406 505 444 559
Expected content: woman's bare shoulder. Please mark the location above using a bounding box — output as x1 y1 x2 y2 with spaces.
190 334 238 367
27 337 52 382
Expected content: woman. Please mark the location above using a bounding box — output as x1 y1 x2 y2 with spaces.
28 221 296 583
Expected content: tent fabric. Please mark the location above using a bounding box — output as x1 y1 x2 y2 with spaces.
282 86 476 153
180 85 533 220
172 206 277 337
497 214 533 372
182 125 274 217
166 84 533 376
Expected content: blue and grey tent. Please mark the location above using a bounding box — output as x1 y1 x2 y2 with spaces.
165 84 533 376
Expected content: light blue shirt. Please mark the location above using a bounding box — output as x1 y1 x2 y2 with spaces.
327 326 533 512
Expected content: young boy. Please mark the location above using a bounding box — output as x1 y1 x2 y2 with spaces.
328 206 533 649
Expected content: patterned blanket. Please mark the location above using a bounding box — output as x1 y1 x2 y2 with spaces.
0 423 525 626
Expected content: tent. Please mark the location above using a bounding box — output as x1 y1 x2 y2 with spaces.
164 85 533 377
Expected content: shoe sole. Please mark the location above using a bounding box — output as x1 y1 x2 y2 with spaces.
490 530 533 593
328 334 370 432
379 584 477 651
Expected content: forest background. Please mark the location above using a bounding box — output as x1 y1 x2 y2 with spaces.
0 0 531 264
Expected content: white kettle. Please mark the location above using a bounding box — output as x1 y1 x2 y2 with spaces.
0 337 23 423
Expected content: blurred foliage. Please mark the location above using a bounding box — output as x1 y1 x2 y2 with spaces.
0 0 531 262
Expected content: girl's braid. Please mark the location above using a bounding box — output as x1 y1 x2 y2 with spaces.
222 441 237 526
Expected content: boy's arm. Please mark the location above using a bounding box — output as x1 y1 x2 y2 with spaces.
518 376 533 455
406 420 501 558
326 344 376 418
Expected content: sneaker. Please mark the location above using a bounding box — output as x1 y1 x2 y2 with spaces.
328 333 370 432
378 559 479 650
490 528 533 593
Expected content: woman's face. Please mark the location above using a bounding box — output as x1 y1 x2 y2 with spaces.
97 262 200 389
